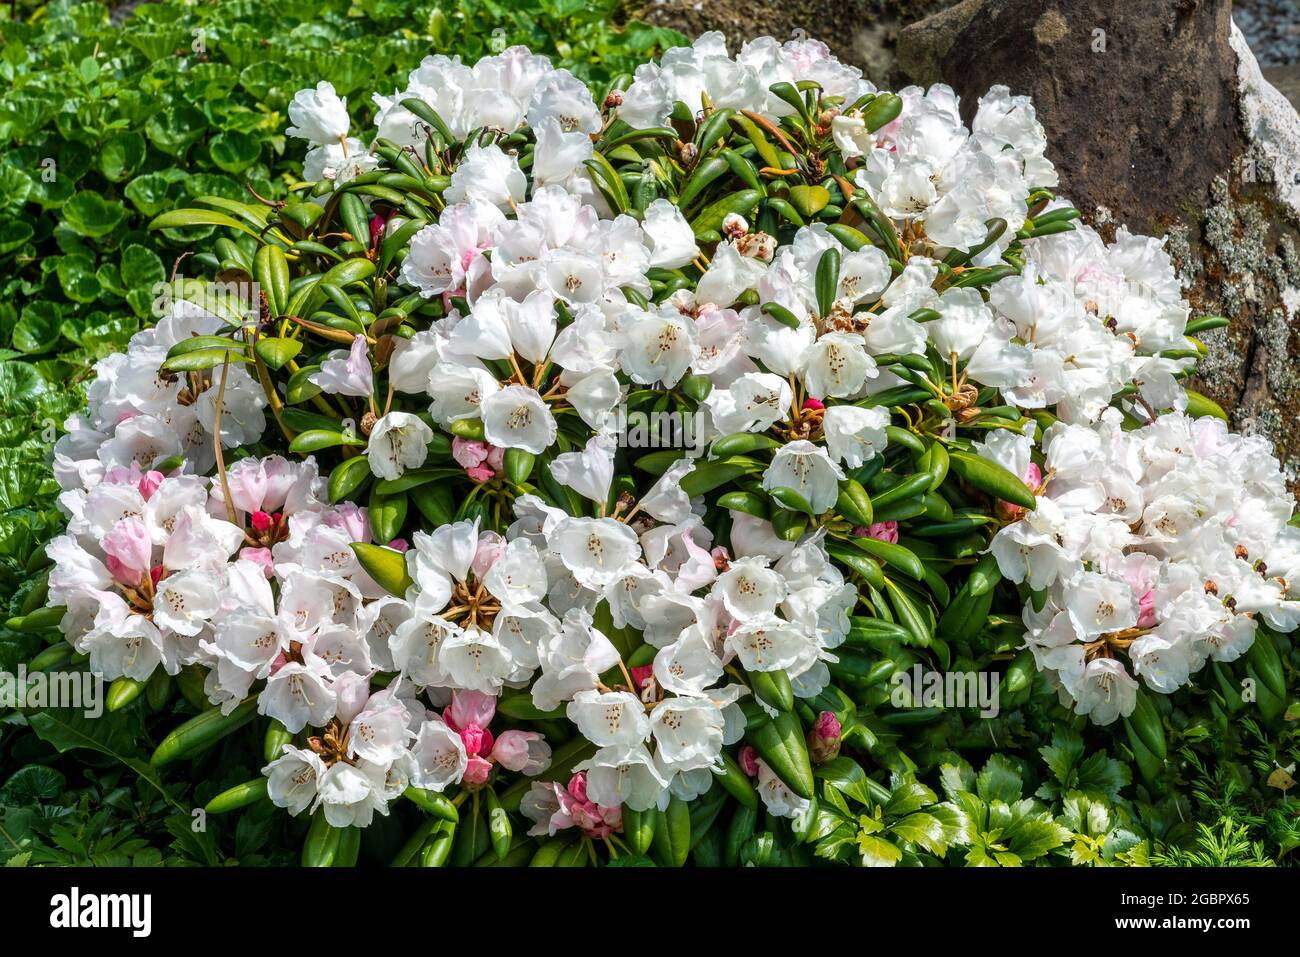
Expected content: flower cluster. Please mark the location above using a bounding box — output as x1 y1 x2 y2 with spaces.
34 32 1300 865
990 409 1300 723
53 301 267 492
266 688 549 827
395 484 854 814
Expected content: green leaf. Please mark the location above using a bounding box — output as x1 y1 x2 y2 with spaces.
99 132 147 182
209 130 262 174
790 184 831 218
691 189 763 239
11 303 62 354
749 668 794 711
652 797 691 867
28 706 185 813
255 337 302 370
1005 817 1070 862
948 450 1036 510
150 208 262 240
891 811 952 856
885 778 938 817
56 255 102 305
61 191 126 238
747 711 814 800
120 244 166 290
289 429 365 453
1184 388 1228 422
161 348 251 372
0 220 34 256
855 832 903 866
815 756 877 807
976 754 1023 804
350 542 413 597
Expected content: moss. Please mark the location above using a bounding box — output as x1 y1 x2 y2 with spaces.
1180 166 1300 493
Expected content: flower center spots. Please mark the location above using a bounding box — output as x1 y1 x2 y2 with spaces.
654 324 679 361
290 766 316 788
603 704 622 734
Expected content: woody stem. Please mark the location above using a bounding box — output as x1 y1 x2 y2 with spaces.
213 356 238 525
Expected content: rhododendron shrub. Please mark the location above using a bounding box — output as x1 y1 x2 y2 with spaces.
26 33 1295 867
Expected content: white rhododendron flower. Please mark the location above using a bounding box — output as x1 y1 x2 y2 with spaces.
763 441 846 514
367 412 434 481
287 81 350 145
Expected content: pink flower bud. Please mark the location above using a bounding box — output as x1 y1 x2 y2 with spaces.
491 730 546 774
472 532 506 578
459 723 493 758
102 519 152 585
996 463 1042 523
1137 589 1157 628
814 711 841 740
452 436 490 469
104 557 134 588
251 510 273 532
864 521 899 544
486 445 505 471
368 213 386 247
802 397 825 411
462 755 493 787
567 772 589 803
386 538 409 553
444 689 496 733
629 665 654 690
808 710 842 764
239 546 275 575
138 470 165 500
739 745 760 777
466 464 495 483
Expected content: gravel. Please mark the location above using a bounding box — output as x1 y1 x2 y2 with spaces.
1235 0 1300 67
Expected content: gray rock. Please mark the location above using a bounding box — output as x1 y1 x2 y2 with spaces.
896 0 1244 236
